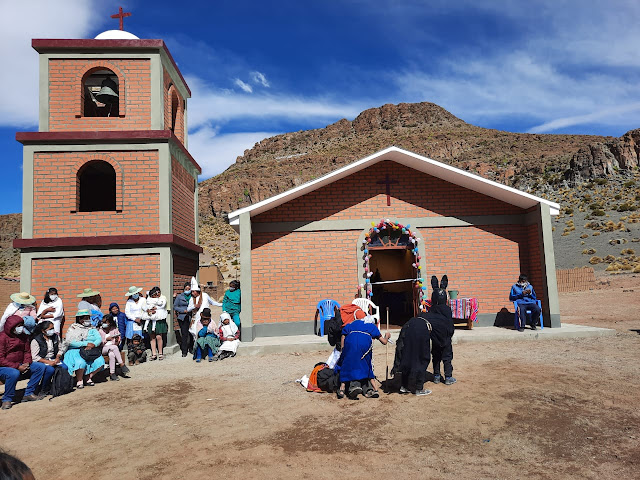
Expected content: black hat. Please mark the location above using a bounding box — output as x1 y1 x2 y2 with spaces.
201 308 212 318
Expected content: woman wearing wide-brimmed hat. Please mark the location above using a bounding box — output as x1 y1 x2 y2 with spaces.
59 309 105 389
0 292 37 333
76 288 103 327
124 286 146 343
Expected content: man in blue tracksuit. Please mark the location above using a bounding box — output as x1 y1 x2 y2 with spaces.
509 274 541 331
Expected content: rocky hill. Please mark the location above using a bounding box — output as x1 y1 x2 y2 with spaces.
1 102 639 280
0 213 21 277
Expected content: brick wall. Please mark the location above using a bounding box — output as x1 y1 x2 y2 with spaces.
31 254 160 336
556 267 595 292
171 157 196 242
163 69 185 144
48 59 151 131
418 225 541 314
32 150 159 238
250 161 544 326
252 230 360 324
253 161 524 223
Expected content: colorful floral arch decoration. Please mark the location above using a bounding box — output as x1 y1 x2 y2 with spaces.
359 218 427 301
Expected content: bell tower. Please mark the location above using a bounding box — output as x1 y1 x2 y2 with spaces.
14 25 202 346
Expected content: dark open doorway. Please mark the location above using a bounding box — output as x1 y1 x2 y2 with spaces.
369 248 416 328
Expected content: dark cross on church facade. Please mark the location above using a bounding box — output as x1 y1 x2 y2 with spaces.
111 7 132 31
377 174 398 206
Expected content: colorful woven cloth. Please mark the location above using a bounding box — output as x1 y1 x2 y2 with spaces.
422 298 479 322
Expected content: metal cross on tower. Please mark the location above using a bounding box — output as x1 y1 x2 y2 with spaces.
110 7 132 31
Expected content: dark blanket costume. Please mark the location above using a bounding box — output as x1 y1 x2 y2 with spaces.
392 316 431 393
420 304 454 378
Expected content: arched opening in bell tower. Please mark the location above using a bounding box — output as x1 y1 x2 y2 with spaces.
82 68 120 117
77 160 117 212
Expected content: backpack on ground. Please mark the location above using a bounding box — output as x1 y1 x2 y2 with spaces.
49 366 75 399
316 366 340 393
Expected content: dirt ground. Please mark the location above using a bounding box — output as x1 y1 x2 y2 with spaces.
1 275 639 480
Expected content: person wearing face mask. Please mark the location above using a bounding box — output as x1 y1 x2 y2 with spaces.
173 281 193 357
124 286 146 343
0 292 37 333
186 277 222 341
99 314 129 381
36 287 65 336
509 273 541 331
58 310 105 389
222 280 241 329
29 320 66 396
0 315 47 409
109 303 128 350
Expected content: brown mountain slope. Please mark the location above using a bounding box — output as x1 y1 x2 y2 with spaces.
0 213 21 277
200 102 611 216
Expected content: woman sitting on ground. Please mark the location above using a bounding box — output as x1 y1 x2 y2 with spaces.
99 314 129 381
36 287 64 336
214 312 240 360
29 320 66 396
59 309 105 389
193 308 221 362
336 313 390 399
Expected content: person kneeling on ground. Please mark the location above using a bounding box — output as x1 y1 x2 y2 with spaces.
59 310 105 389
99 314 129 381
127 334 147 366
30 320 67 396
214 312 240 361
194 308 221 363
509 273 541 331
0 316 48 409
336 313 390 400
422 275 456 386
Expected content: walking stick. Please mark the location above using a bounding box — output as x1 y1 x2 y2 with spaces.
385 307 390 384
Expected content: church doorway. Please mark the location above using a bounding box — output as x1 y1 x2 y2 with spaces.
361 220 424 329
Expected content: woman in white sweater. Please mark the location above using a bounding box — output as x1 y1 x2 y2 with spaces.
36 287 65 335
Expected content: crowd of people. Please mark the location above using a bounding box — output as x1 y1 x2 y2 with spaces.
0 277 241 410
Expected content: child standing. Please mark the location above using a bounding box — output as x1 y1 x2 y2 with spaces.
127 334 147 366
144 286 168 361
194 308 221 362
99 314 129 381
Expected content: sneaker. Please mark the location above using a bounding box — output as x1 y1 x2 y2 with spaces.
399 386 410 394
1 401 12 410
433 374 441 384
22 394 45 402
119 364 130 375
348 385 363 399
110 373 120 381
415 389 432 396
444 377 457 385
195 358 201 363
208 356 214 362
518 328 525 332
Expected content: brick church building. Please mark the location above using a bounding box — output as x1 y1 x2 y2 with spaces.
229 147 561 341
14 30 201 343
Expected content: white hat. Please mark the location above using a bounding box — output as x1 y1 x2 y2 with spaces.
220 312 232 323
190 277 200 292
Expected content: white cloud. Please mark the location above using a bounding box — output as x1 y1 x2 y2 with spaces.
394 52 640 133
186 76 366 128
0 0 106 127
189 126 279 178
233 78 253 93
250 71 270 87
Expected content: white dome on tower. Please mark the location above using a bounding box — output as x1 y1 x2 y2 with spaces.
94 30 139 40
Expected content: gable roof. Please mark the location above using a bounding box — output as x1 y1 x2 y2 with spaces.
228 146 560 225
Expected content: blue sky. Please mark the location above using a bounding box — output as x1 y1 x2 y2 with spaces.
2 0 640 214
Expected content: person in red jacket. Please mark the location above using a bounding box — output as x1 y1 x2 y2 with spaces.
0 315 47 410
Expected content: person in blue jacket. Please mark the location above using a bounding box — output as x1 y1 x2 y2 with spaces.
509 274 541 331
109 302 128 350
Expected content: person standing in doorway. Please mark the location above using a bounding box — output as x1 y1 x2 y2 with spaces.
173 281 193 357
